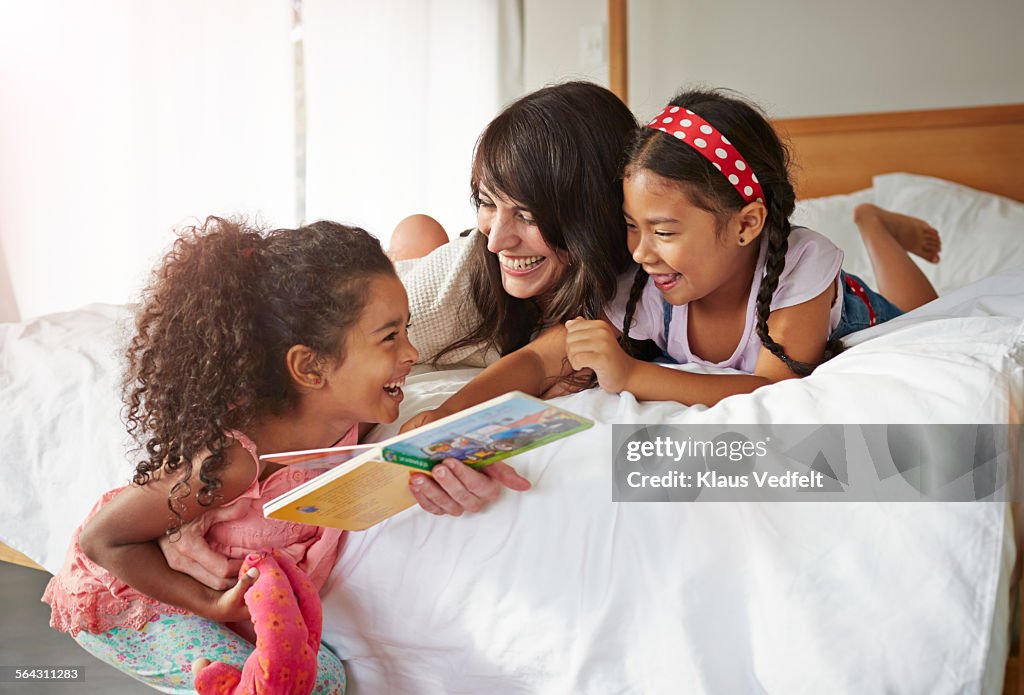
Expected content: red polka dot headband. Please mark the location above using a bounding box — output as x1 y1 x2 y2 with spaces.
646 105 764 204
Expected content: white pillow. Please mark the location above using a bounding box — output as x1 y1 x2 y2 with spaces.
791 188 876 287
873 173 1024 295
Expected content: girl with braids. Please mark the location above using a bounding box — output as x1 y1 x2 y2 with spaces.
41 217 424 693
405 88 940 418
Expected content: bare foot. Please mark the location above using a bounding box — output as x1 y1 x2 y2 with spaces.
854 203 941 263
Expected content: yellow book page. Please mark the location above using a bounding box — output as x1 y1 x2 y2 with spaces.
266 458 417 530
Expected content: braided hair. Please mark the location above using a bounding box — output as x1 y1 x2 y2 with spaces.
123 217 394 532
620 88 841 374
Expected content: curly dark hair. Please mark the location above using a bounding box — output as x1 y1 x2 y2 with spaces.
123 217 394 531
620 88 843 375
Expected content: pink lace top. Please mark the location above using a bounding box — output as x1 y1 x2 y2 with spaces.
43 427 357 636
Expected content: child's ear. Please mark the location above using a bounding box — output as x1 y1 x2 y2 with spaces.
734 201 767 247
285 345 324 389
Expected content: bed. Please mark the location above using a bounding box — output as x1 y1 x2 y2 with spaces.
1 103 1023 694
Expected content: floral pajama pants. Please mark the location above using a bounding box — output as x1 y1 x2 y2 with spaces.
74 612 345 694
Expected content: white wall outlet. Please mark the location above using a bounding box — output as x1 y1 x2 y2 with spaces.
578 23 606 67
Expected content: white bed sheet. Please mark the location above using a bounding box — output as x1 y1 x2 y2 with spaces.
319 268 1024 695
0 303 134 572
1 269 1022 694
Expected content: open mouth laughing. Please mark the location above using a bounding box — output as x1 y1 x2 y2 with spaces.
383 374 407 401
498 254 546 275
649 272 682 292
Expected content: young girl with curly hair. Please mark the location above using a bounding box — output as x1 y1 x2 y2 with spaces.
41 218 424 693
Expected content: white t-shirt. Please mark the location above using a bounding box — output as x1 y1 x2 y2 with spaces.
604 226 845 373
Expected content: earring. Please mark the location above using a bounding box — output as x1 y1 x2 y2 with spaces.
738 236 746 246
309 376 322 386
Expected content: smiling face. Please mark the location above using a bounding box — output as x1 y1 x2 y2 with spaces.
321 274 418 425
476 185 568 300
623 169 760 306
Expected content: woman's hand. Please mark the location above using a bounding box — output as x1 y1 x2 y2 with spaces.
565 318 636 393
402 411 531 514
409 458 531 516
206 565 259 623
158 507 246 590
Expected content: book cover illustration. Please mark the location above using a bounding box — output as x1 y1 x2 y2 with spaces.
381 394 593 470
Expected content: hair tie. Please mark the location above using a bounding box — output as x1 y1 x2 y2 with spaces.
240 247 255 259
646 106 764 205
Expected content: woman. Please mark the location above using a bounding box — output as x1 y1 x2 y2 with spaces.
389 80 641 368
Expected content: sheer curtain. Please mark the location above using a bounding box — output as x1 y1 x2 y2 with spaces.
302 0 522 241
0 1 295 321
0 0 521 321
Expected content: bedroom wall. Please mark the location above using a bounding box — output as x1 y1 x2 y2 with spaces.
523 0 608 91
524 0 1024 121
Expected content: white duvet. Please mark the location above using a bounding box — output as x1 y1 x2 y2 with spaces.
1 268 1022 694
324 267 1024 694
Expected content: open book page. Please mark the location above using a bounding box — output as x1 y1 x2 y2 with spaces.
264 457 415 530
260 443 377 471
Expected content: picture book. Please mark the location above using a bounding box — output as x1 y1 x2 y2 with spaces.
262 391 593 531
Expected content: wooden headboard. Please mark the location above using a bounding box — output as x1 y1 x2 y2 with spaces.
775 104 1024 202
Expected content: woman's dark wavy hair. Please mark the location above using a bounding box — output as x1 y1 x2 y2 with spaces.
434 80 639 362
123 217 394 532
620 88 843 375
